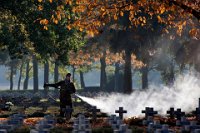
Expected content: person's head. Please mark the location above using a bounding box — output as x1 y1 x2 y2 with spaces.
66 73 71 81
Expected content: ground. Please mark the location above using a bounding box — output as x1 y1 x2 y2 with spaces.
0 91 199 133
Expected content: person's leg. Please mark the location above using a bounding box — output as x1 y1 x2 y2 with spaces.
60 102 65 117
69 102 73 118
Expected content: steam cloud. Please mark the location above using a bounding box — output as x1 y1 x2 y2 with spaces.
76 73 200 118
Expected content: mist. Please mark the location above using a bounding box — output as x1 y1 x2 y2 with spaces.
76 72 200 118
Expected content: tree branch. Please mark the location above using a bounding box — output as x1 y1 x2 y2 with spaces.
168 0 200 20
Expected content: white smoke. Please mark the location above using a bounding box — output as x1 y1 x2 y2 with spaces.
76 73 200 118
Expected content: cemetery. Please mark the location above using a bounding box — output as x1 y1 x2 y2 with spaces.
0 90 200 133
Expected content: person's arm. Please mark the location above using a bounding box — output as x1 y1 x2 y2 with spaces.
44 81 62 88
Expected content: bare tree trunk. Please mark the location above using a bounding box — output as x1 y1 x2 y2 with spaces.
114 62 120 92
142 66 148 89
44 61 49 95
123 49 132 93
33 56 38 92
72 65 76 82
17 59 24 90
23 60 30 90
80 71 85 89
10 64 14 91
54 61 59 83
100 54 107 91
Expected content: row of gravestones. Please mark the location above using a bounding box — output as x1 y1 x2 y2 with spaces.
75 96 200 121
72 114 132 133
30 115 55 133
144 116 200 133
0 113 25 133
79 98 200 133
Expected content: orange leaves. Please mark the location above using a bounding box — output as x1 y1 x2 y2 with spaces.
100 7 105 12
120 11 124 17
38 5 43 11
131 54 145 68
40 19 49 25
157 15 163 23
189 28 199 39
157 4 166 14
176 21 187 36
43 26 48 30
66 25 71 30
65 0 72 5
38 0 199 39
39 19 49 30
113 14 118 20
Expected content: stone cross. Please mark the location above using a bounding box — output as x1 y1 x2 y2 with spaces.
174 109 185 120
142 107 158 118
115 107 127 120
193 98 200 120
89 106 100 121
167 107 175 119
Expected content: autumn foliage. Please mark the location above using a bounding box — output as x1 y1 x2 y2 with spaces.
38 0 199 39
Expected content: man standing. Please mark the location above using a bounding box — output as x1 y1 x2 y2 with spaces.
44 73 76 118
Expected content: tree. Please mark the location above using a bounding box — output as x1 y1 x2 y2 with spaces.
17 58 24 90
1 0 86 91
23 59 31 90
62 0 199 39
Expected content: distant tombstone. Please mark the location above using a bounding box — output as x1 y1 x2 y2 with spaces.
72 114 92 133
35 123 53 131
142 107 158 118
0 124 14 132
147 120 162 132
30 129 50 133
194 129 200 133
115 107 127 120
156 124 175 133
89 106 100 121
183 121 200 132
44 115 55 125
174 109 185 120
167 107 175 119
0 129 7 133
193 98 200 121
143 116 154 126
114 124 132 133
176 116 190 127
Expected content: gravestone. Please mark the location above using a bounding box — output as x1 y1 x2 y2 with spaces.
155 124 174 133
72 114 91 133
89 106 100 121
0 129 7 133
174 109 185 120
0 124 14 132
30 115 55 133
114 124 132 133
182 121 200 132
176 116 190 126
143 116 154 126
115 107 127 120
147 120 162 132
142 107 158 118
167 107 175 119
193 98 200 120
